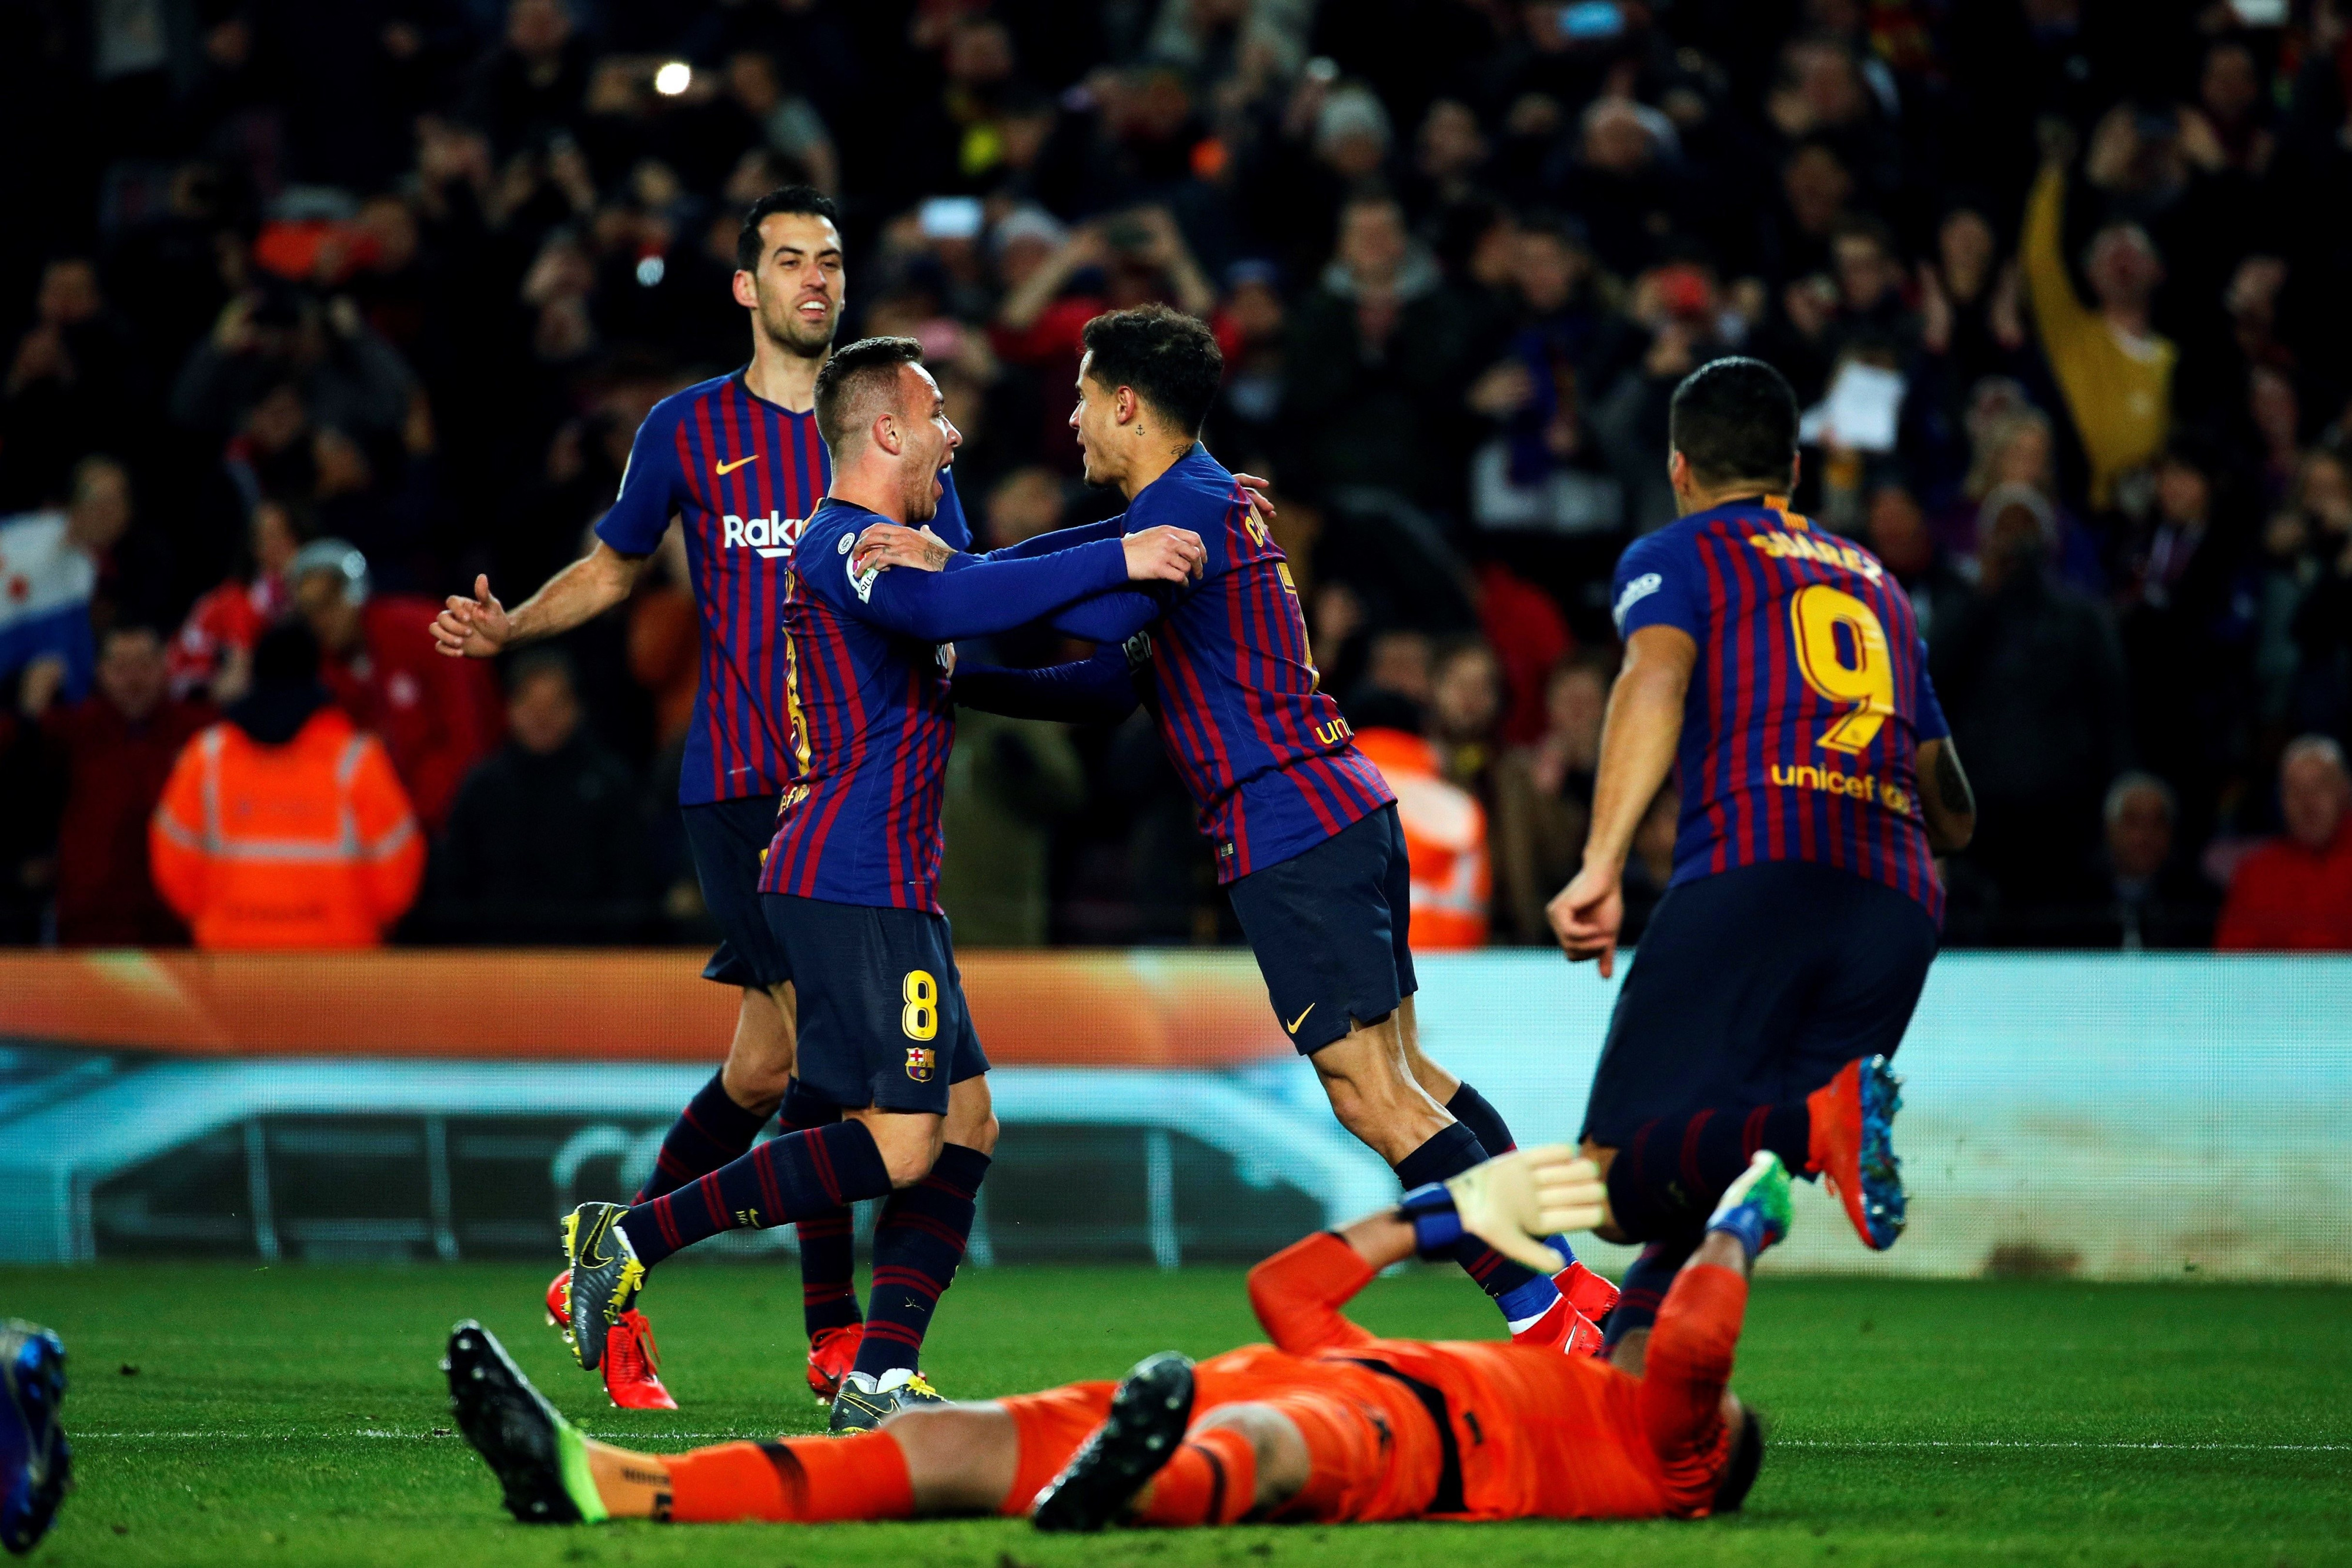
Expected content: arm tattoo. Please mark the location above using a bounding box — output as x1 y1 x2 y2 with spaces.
1933 743 1975 818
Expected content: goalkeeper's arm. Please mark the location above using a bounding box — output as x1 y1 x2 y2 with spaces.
1245 1147 1606 1352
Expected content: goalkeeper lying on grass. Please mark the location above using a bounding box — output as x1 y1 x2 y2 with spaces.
444 1146 1788 1531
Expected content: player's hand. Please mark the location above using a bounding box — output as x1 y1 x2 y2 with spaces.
1446 1146 1606 1273
851 522 953 574
1547 863 1625 979
431 575 511 658
1122 525 1207 584
1232 472 1277 520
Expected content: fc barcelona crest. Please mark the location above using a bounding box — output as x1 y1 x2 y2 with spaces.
905 1047 937 1082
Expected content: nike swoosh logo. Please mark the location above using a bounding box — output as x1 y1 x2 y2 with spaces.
1284 1003 1316 1035
716 454 759 475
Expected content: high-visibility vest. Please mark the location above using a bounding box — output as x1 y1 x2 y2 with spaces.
1354 727 1491 950
150 707 425 949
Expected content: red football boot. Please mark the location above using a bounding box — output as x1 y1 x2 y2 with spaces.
805 1325 862 1404
543 1268 573 1348
1806 1054 1907 1250
1508 1295 1607 1358
1555 1259 1621 1325
602 1309 677 1410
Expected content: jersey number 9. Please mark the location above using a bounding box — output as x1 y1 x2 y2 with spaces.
1789 585 1893 754
901 970 939 1041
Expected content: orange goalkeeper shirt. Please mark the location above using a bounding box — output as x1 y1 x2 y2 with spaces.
1224 1231 1729 1520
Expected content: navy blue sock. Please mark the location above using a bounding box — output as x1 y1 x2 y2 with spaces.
633 1070 770 1203
1394 1124 1557 1324
620 1119 891 1269
853 1144 991 1379
1444 1082 1517 1155
1445 1081 1585 1273
779 1081 861 1336
1604 1104 1809 1241
1604 1236 1696 1350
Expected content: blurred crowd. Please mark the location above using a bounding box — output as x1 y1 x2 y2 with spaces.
4 0 2352 951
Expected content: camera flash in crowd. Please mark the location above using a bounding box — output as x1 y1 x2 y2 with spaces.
654 61 691 96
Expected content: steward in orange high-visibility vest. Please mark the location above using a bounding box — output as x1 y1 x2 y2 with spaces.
150 624 424 949
1353 726 1490 949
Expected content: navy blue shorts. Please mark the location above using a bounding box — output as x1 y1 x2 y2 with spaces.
1581 860 1938 1146
1226 804 1418 1055
683 797 791 991
760 893 988 1114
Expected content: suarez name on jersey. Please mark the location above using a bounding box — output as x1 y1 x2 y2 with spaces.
1126 447 1394 882
1611 496 1950 922
596 370 968 808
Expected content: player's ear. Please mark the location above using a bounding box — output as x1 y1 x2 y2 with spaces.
873 412 903 456
731 269 759 310
1117 386 1140 428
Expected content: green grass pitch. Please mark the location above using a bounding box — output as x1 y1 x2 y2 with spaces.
1 1262 2346 1567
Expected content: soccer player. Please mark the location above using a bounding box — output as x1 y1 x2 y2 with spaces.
556 336 1211 1432
1545 356 1976 1368
428 186 908 1407
445 1143 1788 1530
851 304 1619 1352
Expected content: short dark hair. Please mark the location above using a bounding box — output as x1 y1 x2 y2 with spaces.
736 185 841 273
814 336 924 453
1079 303 1223 438
1713 1407 1765 1512
1669 357 1799 491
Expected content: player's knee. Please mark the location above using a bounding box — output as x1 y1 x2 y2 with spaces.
884 1405 1015 1514
719 1056 792 1117
946 1113 998 1158
857 1111 948 1187
1194 1405 1307 1510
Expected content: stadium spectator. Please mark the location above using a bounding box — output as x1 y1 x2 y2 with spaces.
0 456 133 706
2079 772 2217 952
289 538 500 834
1933 484 2130 925
150 623 423 949
2216 737 2352 952
1283 192 1476 508
1 258 148 511
30 624 212 947
1491 652 1609 946
428 651 654 945
1426 635 1504 801
169 496 305 702
2020 144 2173 511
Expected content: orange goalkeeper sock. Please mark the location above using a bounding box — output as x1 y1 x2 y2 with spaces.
1135 1427 1257 1527
666 1432 913 1523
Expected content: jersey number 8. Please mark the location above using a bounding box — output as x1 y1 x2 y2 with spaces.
1789 584 1893 754
901 970 939 1041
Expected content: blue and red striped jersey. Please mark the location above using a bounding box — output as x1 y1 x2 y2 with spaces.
1612 497 1950 922
1127 448 1395 882
759 498 1129 911
596 370 968 807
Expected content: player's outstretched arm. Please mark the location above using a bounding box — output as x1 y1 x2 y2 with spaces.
429 542 647 658
1548 624 1696 977
855 521 1175 644
1242 1146 1605 1353
846 527 1201 642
